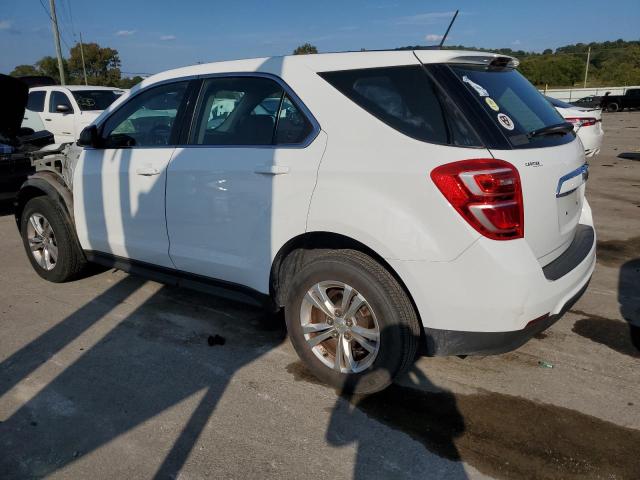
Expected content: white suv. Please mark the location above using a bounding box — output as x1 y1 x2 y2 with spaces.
22 86 125 143
16 50 595 393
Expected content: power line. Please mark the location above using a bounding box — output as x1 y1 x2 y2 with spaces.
37 0 73 50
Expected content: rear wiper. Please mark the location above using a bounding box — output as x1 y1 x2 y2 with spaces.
527 122 574 139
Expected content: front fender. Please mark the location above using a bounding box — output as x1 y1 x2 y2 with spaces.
16 172 75 227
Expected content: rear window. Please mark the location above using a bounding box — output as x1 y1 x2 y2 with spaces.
545 95 576 109
320 66 481 147
450 66 573 148
72 90 123 111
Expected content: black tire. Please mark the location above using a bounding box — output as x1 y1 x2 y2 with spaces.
285 249 421 394
20 196 86 282
606 102 619 112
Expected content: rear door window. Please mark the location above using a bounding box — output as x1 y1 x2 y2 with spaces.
449 65 573 148
320 66 481 147
27 91 46 112
190 76 315 146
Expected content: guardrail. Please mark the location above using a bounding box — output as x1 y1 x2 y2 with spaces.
540 85 640 102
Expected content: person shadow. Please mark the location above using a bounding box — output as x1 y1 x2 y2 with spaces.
325 325 468 479
0 276 286 479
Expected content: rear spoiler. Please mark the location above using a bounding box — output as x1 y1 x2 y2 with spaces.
446 55 519 68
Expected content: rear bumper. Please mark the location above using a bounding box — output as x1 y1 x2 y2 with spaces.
388 201 596 355
421 280 589 356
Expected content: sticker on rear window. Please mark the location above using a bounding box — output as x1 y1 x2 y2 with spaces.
497 113 515 130
462 75 489 97
485 97 499 111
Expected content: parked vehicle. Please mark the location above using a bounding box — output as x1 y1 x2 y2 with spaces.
600 88 640 112
546 96 603 157
0 74 53 201
14 51 595 393
571 95 601 109
22 85 125 143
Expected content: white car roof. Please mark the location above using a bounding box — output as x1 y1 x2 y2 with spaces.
140 49 517 88
29 85 124 92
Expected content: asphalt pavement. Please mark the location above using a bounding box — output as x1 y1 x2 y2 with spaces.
1 112 639 479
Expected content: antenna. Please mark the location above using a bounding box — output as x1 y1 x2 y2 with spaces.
439 10 459 48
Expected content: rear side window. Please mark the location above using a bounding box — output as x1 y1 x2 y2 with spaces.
450 65 572 148
27 91 46 112
190 76 314 146
320 66 481 147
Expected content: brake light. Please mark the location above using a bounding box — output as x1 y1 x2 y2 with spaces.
431 159 524 240
565 117 597 127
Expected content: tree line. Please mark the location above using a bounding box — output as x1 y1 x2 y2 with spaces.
398 39 640 87
11 39 639 89
10 42 144 89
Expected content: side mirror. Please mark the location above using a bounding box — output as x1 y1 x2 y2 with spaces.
56 104 72 113
77 125 100 148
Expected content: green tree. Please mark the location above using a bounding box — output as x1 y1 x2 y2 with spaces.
35 56 69 84
67 42 122 86
118 75 144 89
10 64 40 77
293 43 318 55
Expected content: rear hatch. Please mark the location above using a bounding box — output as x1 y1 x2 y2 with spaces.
433 60 587 265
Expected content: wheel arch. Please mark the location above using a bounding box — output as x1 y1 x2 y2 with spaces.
270 231 425 343
15 173 74 227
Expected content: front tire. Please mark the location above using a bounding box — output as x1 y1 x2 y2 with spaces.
285 250 421 394
20 196 86 282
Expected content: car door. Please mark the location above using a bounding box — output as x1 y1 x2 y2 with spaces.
73 80 190 268
22 90 47 132
166 75 325 293
45 90 76 142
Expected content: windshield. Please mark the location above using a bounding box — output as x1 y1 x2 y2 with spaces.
72 90 123 111
450 65 572 148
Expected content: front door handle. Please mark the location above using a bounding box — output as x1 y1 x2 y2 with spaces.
136 167 161 176
254 165 289 175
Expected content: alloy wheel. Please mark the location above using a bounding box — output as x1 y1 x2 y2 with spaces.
27 213 58 271
300 281 380 373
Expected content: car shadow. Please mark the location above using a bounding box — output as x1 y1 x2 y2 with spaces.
325 325 468 479
620 258 640 351
0 200 14 217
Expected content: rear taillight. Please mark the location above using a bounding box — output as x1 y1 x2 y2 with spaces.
431 159 524 240
566 117 597 127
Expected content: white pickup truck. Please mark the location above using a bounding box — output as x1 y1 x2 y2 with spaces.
22 86 125 143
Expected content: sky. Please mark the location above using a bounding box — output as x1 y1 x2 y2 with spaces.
1 0 639 76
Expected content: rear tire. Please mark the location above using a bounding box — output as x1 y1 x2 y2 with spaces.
20 196 86 282
606 102 619 112
285 249 421 394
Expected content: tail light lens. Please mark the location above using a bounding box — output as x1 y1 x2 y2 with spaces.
566 117 597 127
431 159 524 240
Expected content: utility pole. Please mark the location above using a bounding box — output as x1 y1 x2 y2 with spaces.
79 31 88 85
583 46 591 88
49 0 66 85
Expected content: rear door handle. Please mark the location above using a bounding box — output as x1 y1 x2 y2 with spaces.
254 165 289 175
136 167 161 176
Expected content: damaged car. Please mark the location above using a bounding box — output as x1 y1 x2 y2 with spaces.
13 51 596 394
